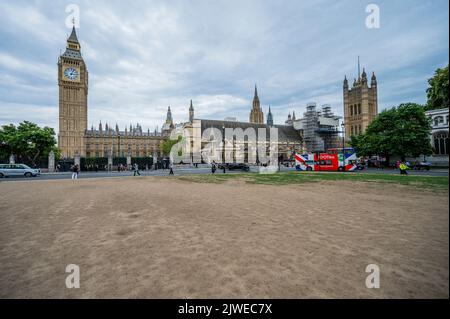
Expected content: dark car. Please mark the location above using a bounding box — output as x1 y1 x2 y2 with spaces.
413 162 431 171
218 163 250 171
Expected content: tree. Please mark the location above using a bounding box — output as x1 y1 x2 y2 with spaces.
160 135 182 156
350 103 433 164
425 65 449 111
0 121 59 165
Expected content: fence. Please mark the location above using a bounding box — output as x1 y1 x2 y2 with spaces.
79 157 154 171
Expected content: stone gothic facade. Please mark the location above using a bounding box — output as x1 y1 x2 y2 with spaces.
343 67 378 141
57 27 168 159
249 86 264 124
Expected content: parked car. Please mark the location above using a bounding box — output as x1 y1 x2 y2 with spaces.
413 161 431 171
0 164 41 178
217 163 250 171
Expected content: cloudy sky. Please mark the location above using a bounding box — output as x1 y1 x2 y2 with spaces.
0 0 448 133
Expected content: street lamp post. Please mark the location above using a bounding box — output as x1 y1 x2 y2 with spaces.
222 126 226 173
341 122 345 172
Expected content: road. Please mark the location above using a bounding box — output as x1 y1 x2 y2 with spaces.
0 166 448 182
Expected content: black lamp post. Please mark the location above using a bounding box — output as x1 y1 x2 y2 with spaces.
341 122 345 172
222 126 226 173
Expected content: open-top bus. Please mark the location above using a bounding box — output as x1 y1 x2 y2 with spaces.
294 148 358 172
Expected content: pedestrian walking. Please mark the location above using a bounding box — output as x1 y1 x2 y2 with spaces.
211 161 216 174
399 162 408 175
71 164 79 179
133 163 141 176
169 162 174 175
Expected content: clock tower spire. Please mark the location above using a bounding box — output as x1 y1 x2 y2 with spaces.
58 25 88 158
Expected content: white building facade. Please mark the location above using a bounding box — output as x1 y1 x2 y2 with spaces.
425 108 449 167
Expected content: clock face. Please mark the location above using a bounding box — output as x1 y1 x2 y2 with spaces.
63 67 79 80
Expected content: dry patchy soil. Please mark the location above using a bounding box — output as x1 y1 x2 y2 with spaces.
0 176 448 298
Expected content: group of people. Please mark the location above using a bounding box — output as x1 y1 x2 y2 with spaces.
69 162 175 179
133 162 174 176
131 163 173 175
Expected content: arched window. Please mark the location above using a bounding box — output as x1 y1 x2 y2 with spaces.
434 131 449 155
434 116 444 126
350 105 353 116
351 126 354 135
358 104 361 114
359 124 362 134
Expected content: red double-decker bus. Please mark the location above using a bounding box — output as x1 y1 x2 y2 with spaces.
295 148 358 171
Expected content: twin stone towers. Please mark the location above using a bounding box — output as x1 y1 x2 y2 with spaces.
57 27 377 160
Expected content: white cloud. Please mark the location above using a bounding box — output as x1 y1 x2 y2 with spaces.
0 0 448 133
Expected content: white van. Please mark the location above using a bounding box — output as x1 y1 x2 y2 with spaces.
0 164 41 178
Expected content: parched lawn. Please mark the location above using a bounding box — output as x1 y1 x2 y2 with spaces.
0 175 448 298
177 171 449 191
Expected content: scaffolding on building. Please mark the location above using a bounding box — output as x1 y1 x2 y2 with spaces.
303 103 341 153
318 104 341 151
303 103 322 152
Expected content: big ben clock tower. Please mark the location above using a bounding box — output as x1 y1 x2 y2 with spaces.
58 25 88 158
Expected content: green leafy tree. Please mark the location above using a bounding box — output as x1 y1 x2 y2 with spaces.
350 103 433 164
160 135 182 156
0 121 59 165
425 65 449 110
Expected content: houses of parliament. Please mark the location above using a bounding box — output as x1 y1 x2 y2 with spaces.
58 26 378 160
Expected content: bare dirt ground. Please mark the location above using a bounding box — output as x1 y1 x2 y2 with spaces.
0 176 448 298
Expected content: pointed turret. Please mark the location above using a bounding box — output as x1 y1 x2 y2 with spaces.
189 99 194 123
361 68 368 85
67 26 79 44
253 84 260 106
162 107 174 135
343 75 348 88
64 25 81 53
285 112 293 126
249 84 264 123
266 106 274 126
361 68 367 78
166 106 173 124
371 71 377 85
292 111 296 121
